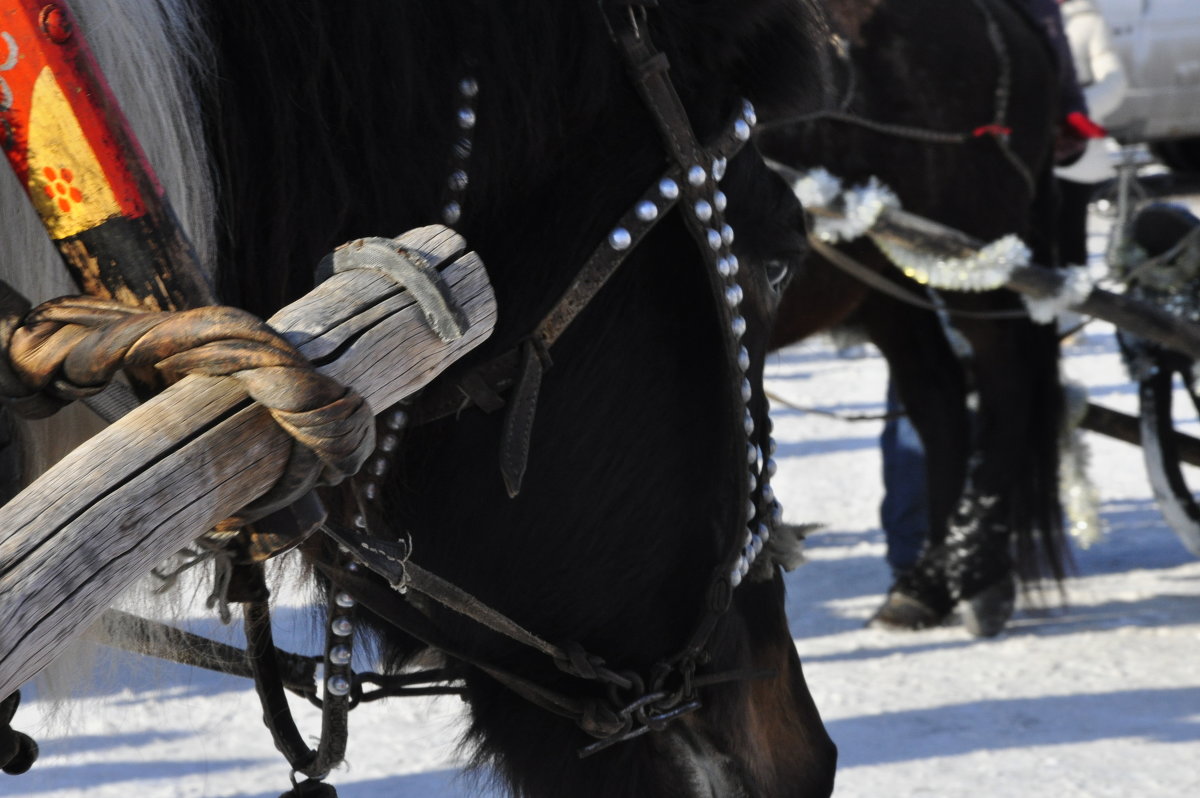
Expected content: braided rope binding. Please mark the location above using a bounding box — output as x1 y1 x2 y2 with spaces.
0 290 374 512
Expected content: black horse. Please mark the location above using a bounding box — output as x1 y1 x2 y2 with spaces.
758 0 1070 636
1 0 838 795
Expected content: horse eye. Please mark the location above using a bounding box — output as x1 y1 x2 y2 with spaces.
762 257 793 293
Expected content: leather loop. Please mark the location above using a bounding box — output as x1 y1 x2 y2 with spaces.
500 339 546 497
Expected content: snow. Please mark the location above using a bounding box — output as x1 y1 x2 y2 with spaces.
8 205 1200 797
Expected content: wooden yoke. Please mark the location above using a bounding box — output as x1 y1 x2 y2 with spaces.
0 1 215 310
0 226 498 700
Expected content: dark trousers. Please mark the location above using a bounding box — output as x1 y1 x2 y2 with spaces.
880 380 929 576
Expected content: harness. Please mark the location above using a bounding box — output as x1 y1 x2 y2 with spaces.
295 0 782 765
3 2 785 794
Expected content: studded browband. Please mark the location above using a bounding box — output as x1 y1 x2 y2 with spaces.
409 78 757 499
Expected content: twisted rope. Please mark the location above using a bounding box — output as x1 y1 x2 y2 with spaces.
0 289 374 518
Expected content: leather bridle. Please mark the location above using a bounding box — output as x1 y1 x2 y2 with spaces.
296 0 784 763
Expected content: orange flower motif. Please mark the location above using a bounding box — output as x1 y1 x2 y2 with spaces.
41 165 84 213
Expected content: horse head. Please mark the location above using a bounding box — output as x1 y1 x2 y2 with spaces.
3 1 837 794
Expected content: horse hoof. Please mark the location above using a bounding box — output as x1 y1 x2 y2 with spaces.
866 592 945 631
959 577 1016 638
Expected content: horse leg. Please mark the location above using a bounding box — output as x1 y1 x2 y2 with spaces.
936 310 1064 636
858 289 973 628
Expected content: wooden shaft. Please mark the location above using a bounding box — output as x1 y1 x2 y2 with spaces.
1080 401 1200 468
841 206 1200 359
0 227 496 701
769 154 1200 360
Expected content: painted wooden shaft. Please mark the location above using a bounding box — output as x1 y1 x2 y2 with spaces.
0 228 497 700
0 1 214 310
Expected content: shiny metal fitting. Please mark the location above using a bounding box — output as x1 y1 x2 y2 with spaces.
331 617 354 637
742 99 757 127
609 227 632 250
658 178 680 200
706 228 722 250
329 645 353 666
442 202 462 225
457 108 477 129
732 316 747 339
459 77 480 98
687 165 707 186
713 190 728 212
334 591 356 608
636 200 659 221
327 675 352 697
694 199 713 222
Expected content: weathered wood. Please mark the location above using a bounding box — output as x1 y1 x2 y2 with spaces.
1080 401 1200 468
0 226 496 699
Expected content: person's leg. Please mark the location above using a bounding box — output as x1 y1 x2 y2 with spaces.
880 379 929 576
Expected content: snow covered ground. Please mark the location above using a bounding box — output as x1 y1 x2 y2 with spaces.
9 204 1200 797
